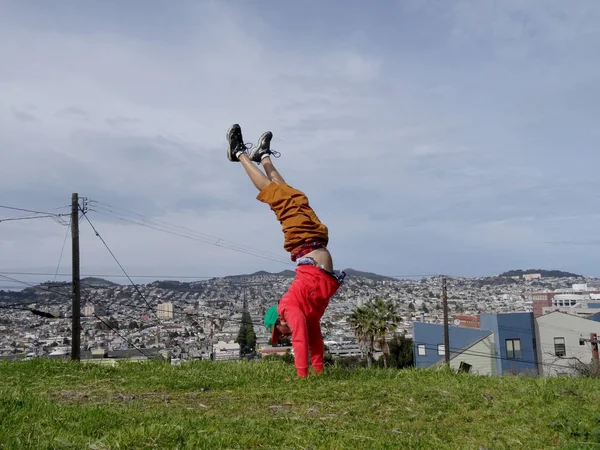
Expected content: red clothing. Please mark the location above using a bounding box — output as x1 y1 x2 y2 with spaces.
277 264 341 377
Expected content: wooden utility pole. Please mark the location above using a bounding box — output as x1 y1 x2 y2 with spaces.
71 193 81 361
591 333 599 370
442 276 450 364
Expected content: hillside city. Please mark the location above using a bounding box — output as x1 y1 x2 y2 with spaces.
1 269 598 362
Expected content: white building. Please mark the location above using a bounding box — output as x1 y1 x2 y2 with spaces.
535 311 600 376
157 302 174 320
434 333 497 376
212 340 240 360
523 273 542 281
82 303 95 317
541 293 600 318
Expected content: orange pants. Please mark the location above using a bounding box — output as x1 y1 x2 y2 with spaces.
256 182 329 254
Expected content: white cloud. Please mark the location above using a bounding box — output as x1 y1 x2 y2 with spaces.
0 1 599 280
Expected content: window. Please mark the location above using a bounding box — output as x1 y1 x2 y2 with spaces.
458 361 472 374
437 344 445 355
554 337 566 357
505 339 522 359
417 344 426 356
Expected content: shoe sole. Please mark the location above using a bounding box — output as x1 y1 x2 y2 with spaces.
249 131 273 163
226 124 242 162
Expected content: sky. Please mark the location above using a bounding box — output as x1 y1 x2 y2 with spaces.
1 0 600 286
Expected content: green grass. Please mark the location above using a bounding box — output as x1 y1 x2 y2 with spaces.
1 359 600 449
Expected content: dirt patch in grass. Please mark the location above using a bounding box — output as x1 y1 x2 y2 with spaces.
50 388 213 408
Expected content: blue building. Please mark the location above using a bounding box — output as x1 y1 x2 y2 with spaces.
412 322 490 369
480 313 538 375
413 312 539 375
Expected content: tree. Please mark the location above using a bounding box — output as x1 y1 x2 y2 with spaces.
408 302 415 312
245 317 256 352
385 334 414 369
348 303 376 366
348 298 402 368
371 298 402 367
235 310 256 355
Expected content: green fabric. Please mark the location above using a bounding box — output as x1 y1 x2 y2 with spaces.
263 305 279 330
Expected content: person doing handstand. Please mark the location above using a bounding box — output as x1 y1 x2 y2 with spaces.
226 124 345 377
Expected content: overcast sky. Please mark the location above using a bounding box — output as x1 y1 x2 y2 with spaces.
1 0 599 286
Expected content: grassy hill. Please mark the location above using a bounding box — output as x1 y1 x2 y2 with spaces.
1 360 600 449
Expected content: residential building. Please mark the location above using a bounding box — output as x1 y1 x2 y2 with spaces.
157 302 174 320
413 312 538 375
452 314 481 329
412 322 496 375
212 340 240 360
535 311 600 376
480 313 538 375
526 284 600 318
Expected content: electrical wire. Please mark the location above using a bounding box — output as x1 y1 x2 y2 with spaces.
53 216 71 283
88 200 293 265
0 273 73 307
0 214 65 223
414 342 581 370
80 209 163 324
90 208 293 266
0 204 70 226
0 271 297 281
89 200 289 262
0 204 66 215
91 313 152 359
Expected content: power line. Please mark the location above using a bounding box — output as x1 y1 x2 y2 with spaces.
53 216 72 283
80 209 162 324
0 277 268 327
90 208 292 266
86 298 267 327
0 204 70 225
0 271 215 279
88 201 293 265
91 313 152 359
90 200 289 262
0 214 67 223
415 341 571 370
0 274 72 300
0 204 65 215
0 270 443 281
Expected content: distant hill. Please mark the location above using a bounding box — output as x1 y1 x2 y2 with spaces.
499 269 583 278
225 268 396 282
224 269 296 279
340 268 397 282
81 277 120 287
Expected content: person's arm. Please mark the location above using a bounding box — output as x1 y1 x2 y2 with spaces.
283 306 309 377
307 317 324 373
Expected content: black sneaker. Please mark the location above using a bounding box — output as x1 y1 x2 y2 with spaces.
248 131 280 163
226 124 250 162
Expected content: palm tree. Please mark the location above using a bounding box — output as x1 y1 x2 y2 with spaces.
371 298 401 367
348 304 376 366
348 298 401 368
